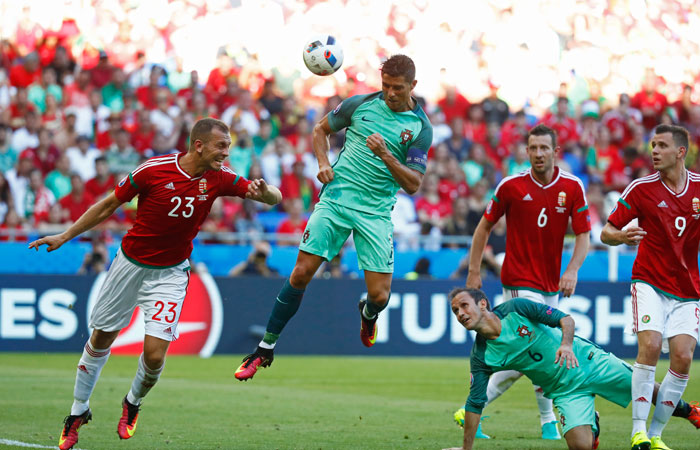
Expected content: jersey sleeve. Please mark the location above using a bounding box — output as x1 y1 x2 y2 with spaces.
507 298 568 328
483 179 508 223
465 338 493 414
607 188 638 230
570 179 591 234
405 114 432 174
218 166 251 198
114 164 149 203
327 94 372 132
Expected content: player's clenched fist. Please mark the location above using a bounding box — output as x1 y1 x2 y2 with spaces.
366 133 388 157
317 164 334 184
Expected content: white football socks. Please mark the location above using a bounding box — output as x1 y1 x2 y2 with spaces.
648 369 689 437
534 385 557 425
631 362 656 435
71 341 111 415
485 369 522 406
126 353 164 406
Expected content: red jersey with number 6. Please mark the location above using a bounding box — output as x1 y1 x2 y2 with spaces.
607 171 700 300
114 153 250 267
484 167 590 294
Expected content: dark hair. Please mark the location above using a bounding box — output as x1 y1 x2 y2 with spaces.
654 124 690 150
95 156 107 164
381 54 416 83
448 287 491 311
189 118 229 151
528 124 557 149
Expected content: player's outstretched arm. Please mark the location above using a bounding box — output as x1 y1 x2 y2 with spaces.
554 315 579 369
28 192 123 252
312 115 335 184
245 179 282 205
466 217 495 289
560 231 590 297
365 133 423 194
600 222 646 246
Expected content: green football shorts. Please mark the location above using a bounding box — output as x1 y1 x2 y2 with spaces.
553 352 632 435
299 199 394 273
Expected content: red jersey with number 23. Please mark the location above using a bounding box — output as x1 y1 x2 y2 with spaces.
114 153 250 267
607 171 700 300
484 167 590 294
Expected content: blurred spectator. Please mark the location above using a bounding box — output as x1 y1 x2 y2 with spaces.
602 93 642 148
0 123 17 173
77 236 110 275
442 196 470 249
95 111 123 150
27 67 62 113
445 117 472 161
481 82 509 126
136 66 164 110
392 189 420 251
416 173 452 230
150 88 180 137
500 110 529 150
53 109 79 151
404 257 432 280
23 168 55 224
90 50 113 89
131 109 155 153
673 85 696 126
0 171 14 223
316 253 351 279
205 51 237 99
0 209 27 242
85 157 115 199
36 203 64 231
235 199 264 240
276 198 307 246
176 70 204 109
586 126 624 189
63 70 92 109
11 110 40 153
228 241 279 277
9 52 40 89
49 45 76 86
465 180 490 236
105 129 139 174
215 77 239 114
438 85 470 124
631 70 668 133
228 135 254 179
259 79 284 116
44 153 72 201
253 119 274 157
101 67 129 113
9 87 37 129
438 157 469 203
502 142 530 178
200 198 233 241
221 90 263 138
280 156 318 212
66 135 100 181
59 174 94 223
464 104 487 145
6 154 33 217
542 97 580 150
461 143 495 187
22 128 60 176
42 94 63 132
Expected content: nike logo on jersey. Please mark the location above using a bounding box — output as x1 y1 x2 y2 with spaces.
657 200 668 208
522 193 533 201
165 182 175 190
361 116 373 122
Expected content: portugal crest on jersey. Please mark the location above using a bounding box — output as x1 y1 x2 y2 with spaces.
199 178 207 194
400 128 413 145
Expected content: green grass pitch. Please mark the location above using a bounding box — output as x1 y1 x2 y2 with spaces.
1 353 698 449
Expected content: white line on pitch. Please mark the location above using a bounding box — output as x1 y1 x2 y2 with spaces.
0 438 87 449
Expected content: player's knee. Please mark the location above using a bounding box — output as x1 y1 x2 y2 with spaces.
669 350 693 373
143 350 166 370
290 264 315 288
367 289 390 307
90 329 119 349
637 341 662 363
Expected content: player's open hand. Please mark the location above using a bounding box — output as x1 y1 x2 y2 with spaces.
622 226 646 246
28 234 66 253
246 178 280 205
317 164 334 184
554 344 579 369
366 133 388 158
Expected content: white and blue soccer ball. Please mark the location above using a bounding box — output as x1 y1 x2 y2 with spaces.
303 35 343 76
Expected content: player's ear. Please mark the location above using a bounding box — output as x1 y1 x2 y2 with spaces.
410 79 417 90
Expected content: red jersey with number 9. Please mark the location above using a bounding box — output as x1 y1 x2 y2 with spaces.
607 171 700 300
483 167 590 294
114 153 250 267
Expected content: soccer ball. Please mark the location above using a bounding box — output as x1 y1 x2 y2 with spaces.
302 35 343 76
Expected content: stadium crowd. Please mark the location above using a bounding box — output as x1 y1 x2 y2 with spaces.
1 0 700 260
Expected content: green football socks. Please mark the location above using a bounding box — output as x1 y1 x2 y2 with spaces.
263 279 305 346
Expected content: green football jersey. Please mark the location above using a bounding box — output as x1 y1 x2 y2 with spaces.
465 299 614 414
324 92 433 216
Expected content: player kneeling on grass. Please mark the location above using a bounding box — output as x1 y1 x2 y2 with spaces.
29 118 282 450
445 288 700 450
